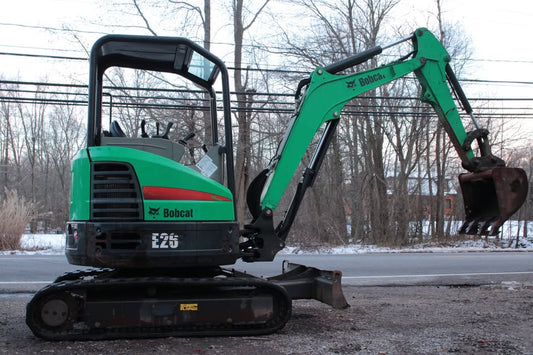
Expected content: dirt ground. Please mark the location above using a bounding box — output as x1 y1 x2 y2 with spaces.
1 283 532 354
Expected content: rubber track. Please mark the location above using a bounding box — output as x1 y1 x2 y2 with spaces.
53 268 115 283
26 272 292 341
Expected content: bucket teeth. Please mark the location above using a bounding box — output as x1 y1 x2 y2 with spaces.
459 218 499 236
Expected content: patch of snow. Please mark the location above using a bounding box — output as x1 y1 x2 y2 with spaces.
279 228 533 255
281 238 533 255
0 234 65 255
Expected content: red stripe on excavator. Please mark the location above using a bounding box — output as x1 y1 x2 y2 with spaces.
143 186 232 202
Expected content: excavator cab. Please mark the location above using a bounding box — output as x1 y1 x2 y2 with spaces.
26 34 348 341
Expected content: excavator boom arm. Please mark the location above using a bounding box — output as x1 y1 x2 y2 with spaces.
260 29 475 212
242 28 527 261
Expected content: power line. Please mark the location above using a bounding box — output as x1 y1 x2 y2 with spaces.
1 96 532 120
0 51 87 61
3 79 533 103
462 78 533 86
0 22 108 36
3 95 533 120
2 55 533 87
0 51 313 74
0 43 81 53
464 58 533 65
3 20 533 69
1 77 532 95
1 79 532 125
2 37 533 79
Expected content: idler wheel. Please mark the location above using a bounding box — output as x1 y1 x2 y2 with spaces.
41 299 69 327
34 293 77 330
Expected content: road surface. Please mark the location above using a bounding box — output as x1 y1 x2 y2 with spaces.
1 252 532 354
1 251 532 292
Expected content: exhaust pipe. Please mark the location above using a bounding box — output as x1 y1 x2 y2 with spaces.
459 167 528 235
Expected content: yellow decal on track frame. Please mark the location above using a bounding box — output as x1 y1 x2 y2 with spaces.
180 303 198 311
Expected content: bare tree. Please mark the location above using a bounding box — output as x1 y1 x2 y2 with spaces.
0 81 15 198
276 0 399 244
232 0 270 224
0 81 28 200
46 95 85 226
427 0 473 240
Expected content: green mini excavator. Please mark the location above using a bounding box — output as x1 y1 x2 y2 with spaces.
26 28 528 340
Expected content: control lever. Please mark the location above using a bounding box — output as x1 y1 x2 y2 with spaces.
179 132 196 146
152 122 174 139
140 120 149 138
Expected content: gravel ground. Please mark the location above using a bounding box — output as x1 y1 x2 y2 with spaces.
1 283 532 354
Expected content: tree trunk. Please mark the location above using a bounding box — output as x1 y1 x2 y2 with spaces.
202 0 212 145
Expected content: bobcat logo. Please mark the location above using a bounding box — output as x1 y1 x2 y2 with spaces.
148 207 160 218
346 80 356 88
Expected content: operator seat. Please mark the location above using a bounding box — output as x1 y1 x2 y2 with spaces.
110 120 126 137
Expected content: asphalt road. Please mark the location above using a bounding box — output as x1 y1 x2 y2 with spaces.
1 251 532 292
1 252 532 354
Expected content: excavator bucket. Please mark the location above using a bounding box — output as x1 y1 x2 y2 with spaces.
458 167 528 236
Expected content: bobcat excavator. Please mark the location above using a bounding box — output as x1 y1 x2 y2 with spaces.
26 28 527 340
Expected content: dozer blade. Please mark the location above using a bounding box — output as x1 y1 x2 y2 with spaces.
459 167 528 236
269 261 349 309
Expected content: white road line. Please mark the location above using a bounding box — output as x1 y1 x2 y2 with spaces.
0 281 52 284
2 271 532 284
343 271 533 279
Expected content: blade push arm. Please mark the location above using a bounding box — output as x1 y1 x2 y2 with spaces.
242 28 504 261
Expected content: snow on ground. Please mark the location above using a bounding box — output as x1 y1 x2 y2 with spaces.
0 234 65 255
280 237 533 255
1 227 532 255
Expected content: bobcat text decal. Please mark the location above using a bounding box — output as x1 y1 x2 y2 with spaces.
164 208 193 218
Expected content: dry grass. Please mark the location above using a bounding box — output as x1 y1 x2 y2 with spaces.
0 189 35 250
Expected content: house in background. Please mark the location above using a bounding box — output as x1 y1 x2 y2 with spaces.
385 172 459 219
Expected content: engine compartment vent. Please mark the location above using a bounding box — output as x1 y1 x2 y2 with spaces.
90 162 143 221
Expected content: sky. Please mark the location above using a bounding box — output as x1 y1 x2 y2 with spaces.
1 0 533 138
388 0 533 97
1 0 533 84
0 1 532 74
